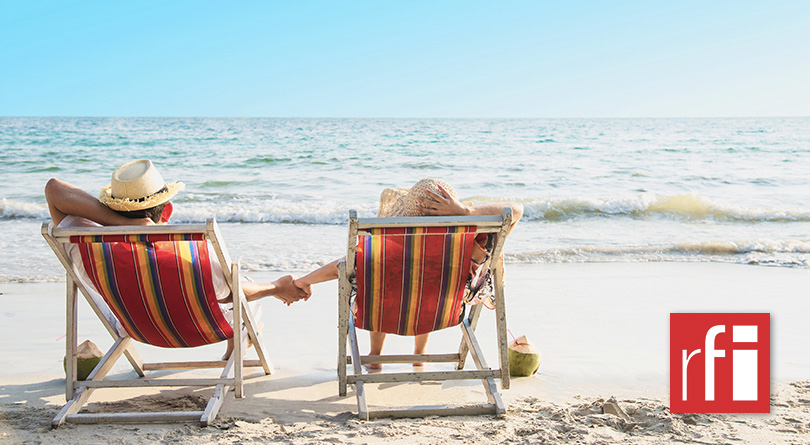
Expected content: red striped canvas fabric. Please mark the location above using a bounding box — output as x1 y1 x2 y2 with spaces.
355 226 476 336
73 236 233 348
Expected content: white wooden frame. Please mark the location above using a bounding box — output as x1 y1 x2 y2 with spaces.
338 208 513 419
42 218 273 427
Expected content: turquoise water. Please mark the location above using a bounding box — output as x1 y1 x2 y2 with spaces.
1 117 808 281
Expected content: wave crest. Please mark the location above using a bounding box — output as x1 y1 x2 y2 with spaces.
3 193 808 224
0 199 49 220
521 193 810 222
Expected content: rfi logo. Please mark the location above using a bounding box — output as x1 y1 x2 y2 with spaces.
670 313 770 413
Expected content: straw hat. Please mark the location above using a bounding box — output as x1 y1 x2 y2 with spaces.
98 160 184 211
378 178 458 217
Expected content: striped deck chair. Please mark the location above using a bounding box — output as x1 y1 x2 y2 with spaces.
41 218 272 427
337 208 513 420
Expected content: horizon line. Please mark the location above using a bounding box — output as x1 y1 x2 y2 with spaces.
1 115 809 120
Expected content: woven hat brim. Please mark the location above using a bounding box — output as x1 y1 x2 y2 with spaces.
99 182 184 211
378 178 457 218
378 187 408 217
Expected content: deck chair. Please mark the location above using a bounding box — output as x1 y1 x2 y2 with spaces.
337 208 513 419
41 218 272 427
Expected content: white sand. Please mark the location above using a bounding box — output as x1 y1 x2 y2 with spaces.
1 262 808 444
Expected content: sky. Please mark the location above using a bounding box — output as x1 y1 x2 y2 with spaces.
0 1 808 118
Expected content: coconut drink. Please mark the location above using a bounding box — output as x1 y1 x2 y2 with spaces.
508 335 540 377
63 340 103 381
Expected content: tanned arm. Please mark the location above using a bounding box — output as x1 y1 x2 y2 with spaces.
418 184 524 235
44 178 152 227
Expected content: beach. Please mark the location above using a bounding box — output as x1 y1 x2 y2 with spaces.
1 116 808 443
2 0 808 441
1 262 808 444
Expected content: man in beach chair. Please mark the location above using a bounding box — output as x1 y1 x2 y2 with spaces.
42 160 307 426
293 179 523 419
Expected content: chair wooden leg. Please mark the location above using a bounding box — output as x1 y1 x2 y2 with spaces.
232 263 243 399
201 352 236 426
492 264 510 390
461 320 506 415
65 277 77 401
337 261 349 397
457 304 483 370
348 315 368 419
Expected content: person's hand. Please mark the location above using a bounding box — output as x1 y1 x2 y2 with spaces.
417 184 469 216
273 275 310 306
293 278 313 301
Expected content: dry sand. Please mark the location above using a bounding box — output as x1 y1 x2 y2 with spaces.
1 262 808 444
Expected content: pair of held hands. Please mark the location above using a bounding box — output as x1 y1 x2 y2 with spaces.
272 275 312 306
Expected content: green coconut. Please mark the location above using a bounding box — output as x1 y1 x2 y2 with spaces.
508 335 540 377
63 340 103 381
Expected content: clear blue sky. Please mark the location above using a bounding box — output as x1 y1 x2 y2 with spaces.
1 1 807 117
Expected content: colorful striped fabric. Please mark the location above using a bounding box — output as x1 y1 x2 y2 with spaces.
73 238 233 348
70 233 205 243
355 226 476 336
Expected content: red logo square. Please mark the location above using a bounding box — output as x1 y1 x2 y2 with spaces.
670 313 770 413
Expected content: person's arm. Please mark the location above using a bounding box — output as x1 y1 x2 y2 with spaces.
417 185 523 235
45 178 152 226
293 258 341 299
239 275 310 305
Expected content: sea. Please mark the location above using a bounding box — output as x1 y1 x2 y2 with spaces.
1 117 808 283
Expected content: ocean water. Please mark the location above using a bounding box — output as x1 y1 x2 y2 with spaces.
0 117 808 282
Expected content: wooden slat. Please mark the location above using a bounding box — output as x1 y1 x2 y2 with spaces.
142 359 263 370
85 337 132 383
348 313 369 420
460 320 489 371
50 223 208 239
76 378 234 388
348 353 460 364
368 403 498 419
461 321 505 411
66 411 205 424
201 384 227 426
348 369 499 384
337 260 350 397
207 219 233 289
356 214 503 229
492 208 512 390
457 303 483 370
65 277 77 401
232 262 243 399
201 351 236 425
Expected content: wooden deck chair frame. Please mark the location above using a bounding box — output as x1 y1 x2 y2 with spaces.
337 208 513 420
42 218 273 427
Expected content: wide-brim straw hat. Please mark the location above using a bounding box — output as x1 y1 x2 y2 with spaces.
99 159 184 211
378 178 458 217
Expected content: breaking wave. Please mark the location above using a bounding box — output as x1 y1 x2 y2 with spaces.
3 193 809 224
520 193 810 222
507 239 810 268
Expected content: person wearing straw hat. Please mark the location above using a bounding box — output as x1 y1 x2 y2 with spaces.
292 178 523 369
45 159 308 305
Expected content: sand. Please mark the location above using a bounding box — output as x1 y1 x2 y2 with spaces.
1 262 808 444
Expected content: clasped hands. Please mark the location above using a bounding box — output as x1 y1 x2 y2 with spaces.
272 275 312 306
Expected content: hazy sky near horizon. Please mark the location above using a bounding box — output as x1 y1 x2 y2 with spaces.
1 1 808 118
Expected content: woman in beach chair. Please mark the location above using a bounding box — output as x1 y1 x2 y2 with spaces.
43 160 309 426
45 159 308 307
293 178 523 368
